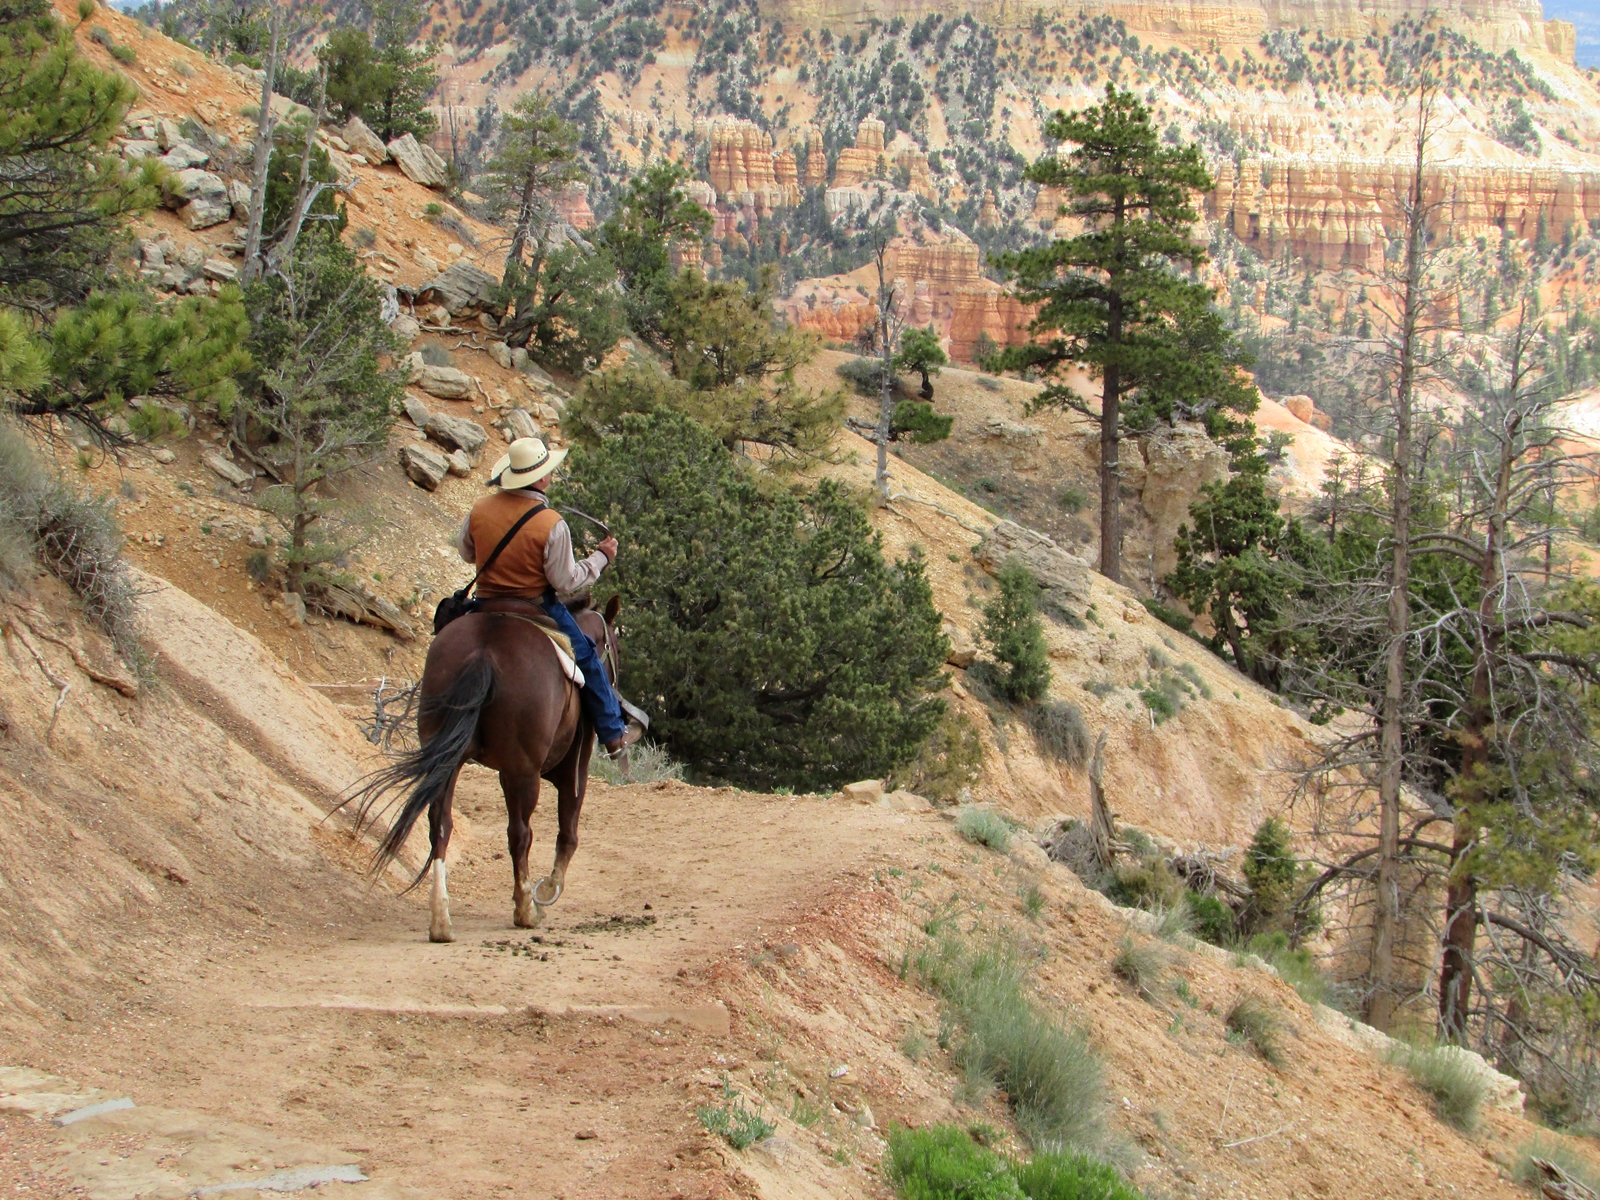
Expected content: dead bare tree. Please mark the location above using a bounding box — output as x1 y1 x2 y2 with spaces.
868 208 908 500
238 4 283 286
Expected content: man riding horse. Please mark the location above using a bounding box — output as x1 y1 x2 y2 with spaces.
349 434 643 943
454 437 644 760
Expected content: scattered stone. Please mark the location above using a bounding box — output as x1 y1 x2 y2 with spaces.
342 117 388 164
510 346 529 372
273 591 307 627
247 526 269 548
574 1130 598 1141
226 179 251 220
390 313 421 341
500 407 539 442
202 258 238 282
387 133 449 188
477 311 498 331
416 364 472 400
167 170 232 229
424 412 488 456
880 790 932 813
975 520 1092 607
446 448 472 477
402 394 432 427
412 247 442 274
522 361 556 389
155 116 184 150
152 448 176 464
415 260 498 314
138 239 166 268
980 416 1043 444
178 243 206 272
160 142 210 171
942 620 977 668
201 450 251 487
840 779 883 804
121 139 160 160
399 351 423 382
853 1105 875 1129
398 442 450 489
486 340 513 370
424 304 452 326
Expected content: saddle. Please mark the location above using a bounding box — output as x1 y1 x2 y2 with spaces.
474 597 585 688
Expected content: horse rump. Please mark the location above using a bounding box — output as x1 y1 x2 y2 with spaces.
341 657 496 887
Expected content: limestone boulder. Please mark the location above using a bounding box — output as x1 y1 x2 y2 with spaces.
414 259 499 315
1138 422 1231 582
166 170 232 229
499 407 539 442
387 133 448 188
121 139 160 160
160 142 210 171
399 442 449 490
974 520 1092 607
390 313 421 342
840 779 884 804
201 450 251 487
227 179 251 220
201 258 237 283
402 394 432 427
942 620 977 668
487 340 513 370
446 449 473 477
416 365 472 400
424 412 488 456
343 117 388 165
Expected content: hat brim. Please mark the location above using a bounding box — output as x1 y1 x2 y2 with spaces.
489 446 567 488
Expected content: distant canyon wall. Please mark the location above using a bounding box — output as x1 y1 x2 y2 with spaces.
756 0 1574 60
1206 157 1600 269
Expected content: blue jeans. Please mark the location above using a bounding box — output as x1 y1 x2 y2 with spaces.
539 594 627 745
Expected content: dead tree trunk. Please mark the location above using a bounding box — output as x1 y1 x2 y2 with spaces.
239 6 283 287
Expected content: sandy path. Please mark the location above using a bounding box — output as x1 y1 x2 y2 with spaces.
4 779 917 1200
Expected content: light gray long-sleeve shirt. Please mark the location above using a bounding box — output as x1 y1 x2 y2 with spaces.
453 488 609 595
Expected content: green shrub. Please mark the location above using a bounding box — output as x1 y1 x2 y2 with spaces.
1012 1150 1145 1199
957 807 1013 852
423 201 444 218
1243 817 1299 935
887 1126 1024 1200
1138 596 1194 634
836 355 890 396
1388 1044 1486 1132
1226 995 1283 1066
899 707 984 803
892 398 954 443
1056 485 1088 514
1082 679 1116 699
1104 857 1185 912
912 934 1106 1153
1027 700 1091 766
886 1125 1146 1200
980 560 1051 703
1185 892 1236 947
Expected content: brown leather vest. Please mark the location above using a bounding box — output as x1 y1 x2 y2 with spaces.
468 492 563 599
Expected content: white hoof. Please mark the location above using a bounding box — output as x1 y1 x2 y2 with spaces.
429 921 455 944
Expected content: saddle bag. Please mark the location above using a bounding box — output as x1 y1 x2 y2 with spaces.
432 501 547 635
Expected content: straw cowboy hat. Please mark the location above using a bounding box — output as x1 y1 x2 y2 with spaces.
488 437 567 488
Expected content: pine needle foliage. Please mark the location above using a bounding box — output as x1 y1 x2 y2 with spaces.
555 410 948 791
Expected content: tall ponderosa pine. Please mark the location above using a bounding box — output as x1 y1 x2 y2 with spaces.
480 91 582 294
992 86 1252 583
554 410 948 791
318 0 437 143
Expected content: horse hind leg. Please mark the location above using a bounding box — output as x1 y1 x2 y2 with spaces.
427 767 462 943
502 772 541 928
534 735 592 917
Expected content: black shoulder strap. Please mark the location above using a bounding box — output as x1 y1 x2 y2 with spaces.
468 501 548 596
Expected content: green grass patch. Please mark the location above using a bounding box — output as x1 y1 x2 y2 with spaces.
696 1077 775 1149
886 1125 1143 1200
1244 932 1343 1010
1110 936 1167 1000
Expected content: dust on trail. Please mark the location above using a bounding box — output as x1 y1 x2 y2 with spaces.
2 775 917 1199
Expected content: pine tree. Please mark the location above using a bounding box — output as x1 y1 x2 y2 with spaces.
554 410 949 791
991 86 1252 584
894 326 947 400
596 160 712 346
979 560 1051 703
479 91 582 294
318 0 437 143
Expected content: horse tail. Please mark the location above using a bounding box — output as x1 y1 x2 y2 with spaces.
345 656 496 888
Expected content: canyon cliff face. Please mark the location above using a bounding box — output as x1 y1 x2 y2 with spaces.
756 0 1574 59
775 231 1036 360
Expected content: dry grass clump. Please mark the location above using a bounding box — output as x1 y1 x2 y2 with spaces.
1387 1043 1487 1132
956 806 1013 852
0 422 149 681
1226 994 1284 1066
1025 700 1091 766
590 740 682 785
1110 935 1168 1000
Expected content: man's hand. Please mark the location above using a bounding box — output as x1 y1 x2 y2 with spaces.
598 536 619 562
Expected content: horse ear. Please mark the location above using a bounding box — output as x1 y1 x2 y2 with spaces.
604 593 621 625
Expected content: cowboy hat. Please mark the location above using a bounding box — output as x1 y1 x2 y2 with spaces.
488 437 567 488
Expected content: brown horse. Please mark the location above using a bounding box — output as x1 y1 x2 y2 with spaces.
350 594 621 942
